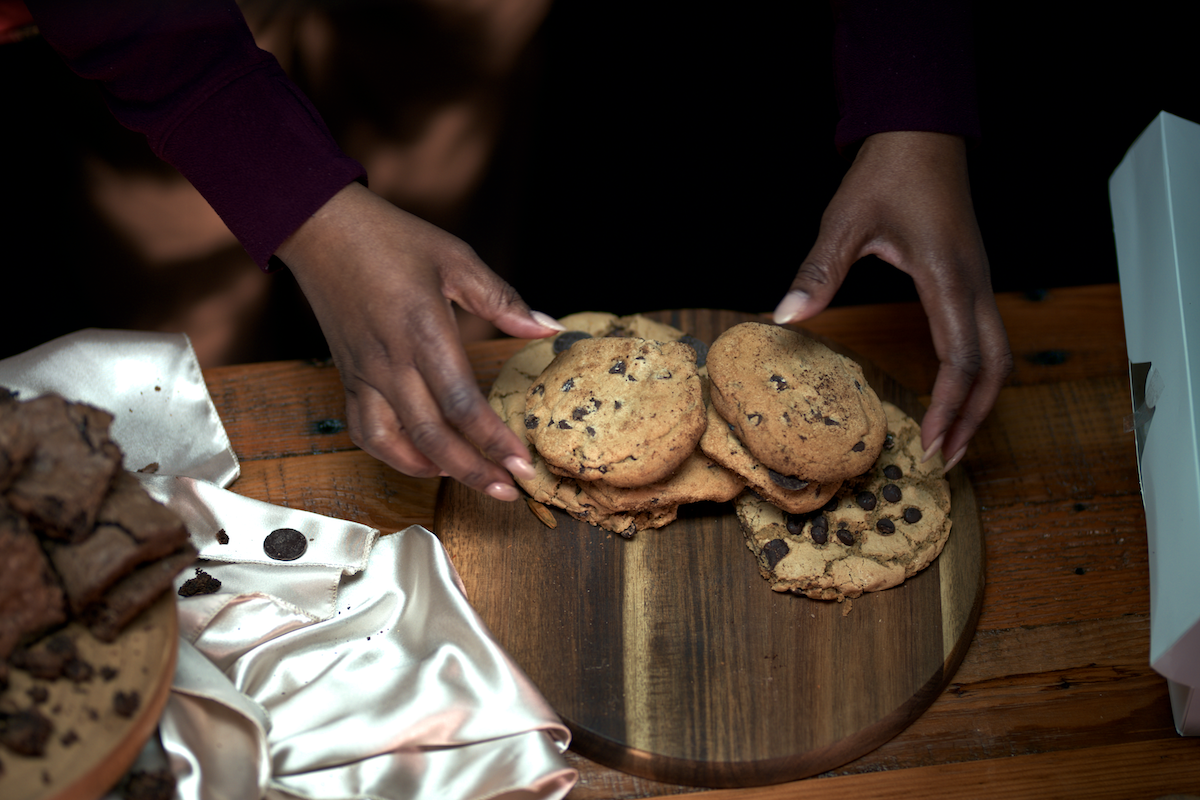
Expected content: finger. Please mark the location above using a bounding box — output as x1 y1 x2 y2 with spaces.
343 384 442 479
387 310 537 496
774 214 860 325
934 300 1013 470
438 249 566 340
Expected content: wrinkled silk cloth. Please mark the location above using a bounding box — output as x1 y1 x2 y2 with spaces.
0 329 577 800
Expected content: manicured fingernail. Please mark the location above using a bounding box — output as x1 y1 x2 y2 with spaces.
485 482 519 502
921 433 945 464
503 455 537 481
943 445 967 473
530 310 566 332
772 290 810 325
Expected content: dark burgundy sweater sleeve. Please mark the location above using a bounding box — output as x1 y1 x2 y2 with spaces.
832 0 981 154
25 0 365 269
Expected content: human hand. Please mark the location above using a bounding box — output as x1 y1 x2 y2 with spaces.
276 182 564 500
773 131 1012 472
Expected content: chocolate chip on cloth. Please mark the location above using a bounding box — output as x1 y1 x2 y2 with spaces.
524 336 706 488
733 401 952 601
264 528 308 561
706 322 888 485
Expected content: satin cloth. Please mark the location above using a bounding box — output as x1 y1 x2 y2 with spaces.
0 329 577 800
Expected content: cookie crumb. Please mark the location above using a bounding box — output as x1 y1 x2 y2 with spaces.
113 690 141 718
178 568 221 597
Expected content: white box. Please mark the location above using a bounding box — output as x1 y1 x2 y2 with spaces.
1110 110 1200 735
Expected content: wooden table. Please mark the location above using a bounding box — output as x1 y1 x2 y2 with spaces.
202 283 1200 799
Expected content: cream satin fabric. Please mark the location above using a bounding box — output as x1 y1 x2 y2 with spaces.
1 329 577 800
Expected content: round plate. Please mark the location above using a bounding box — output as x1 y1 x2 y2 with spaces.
1 592 177 800
433 309 984 787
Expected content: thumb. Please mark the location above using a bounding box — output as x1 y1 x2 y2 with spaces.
773 227 859 325
445 260 566 340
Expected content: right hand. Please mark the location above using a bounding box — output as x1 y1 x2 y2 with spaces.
276 182 563 501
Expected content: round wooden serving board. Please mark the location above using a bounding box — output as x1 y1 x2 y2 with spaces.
433 309 984 788
0 593 177 800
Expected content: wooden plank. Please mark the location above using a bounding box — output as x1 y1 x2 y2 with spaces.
231 450 441 531
667 738 1200 800
962 376 1140 506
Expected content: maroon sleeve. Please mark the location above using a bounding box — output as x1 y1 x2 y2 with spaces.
831 0 981 155
24 0 365 269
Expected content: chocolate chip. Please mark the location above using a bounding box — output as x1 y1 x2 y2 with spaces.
876 518 896 535
824 416 839 426
836 527 855 546
769 375 788 391
557 420 572 429
883 433 895 450
614 400 623 411
586 426 596 436
263 528 307 561
785 513 805 535
810 515 829 544
851 441 866 452
882 484 902 503
763 538 790 568
903 507 923 524
855 491 877 511
823 497 840 513
524 415 539 429
678 334 708 366
883 464 903 480
609 360 626 375
531 383 544 395
216 528 229 544
619 524 637 540
747 413 763 426
113 690 141 718
657 371 673 380
552 331 592 353
769 469 808 491
572 407 588 420
561 378 574 391
178 568 222 597
0 708 53 756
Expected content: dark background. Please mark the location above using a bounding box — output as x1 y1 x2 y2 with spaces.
3 3 1197 360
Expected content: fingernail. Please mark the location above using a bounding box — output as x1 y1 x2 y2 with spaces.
772 290 810 325
485 482 519 502
921 433 945 464
943 445 967 473
503 455 537 481
530 310 566 332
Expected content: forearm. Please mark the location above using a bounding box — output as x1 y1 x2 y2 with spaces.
26 0 365 268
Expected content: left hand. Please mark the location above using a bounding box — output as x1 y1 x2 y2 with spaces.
773 131 1013 471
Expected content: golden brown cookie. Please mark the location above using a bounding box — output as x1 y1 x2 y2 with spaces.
698 399 839 514
523 336 705 487
706 322 887 485
734 402 951 601
488 312 723 536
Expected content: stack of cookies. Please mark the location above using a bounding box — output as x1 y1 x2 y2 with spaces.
489 315 953 602
488 313 745 537
701 322 953 601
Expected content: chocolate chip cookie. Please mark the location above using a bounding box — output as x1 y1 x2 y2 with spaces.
734 402 951 601
488 312 725 535
524 336 706 487
698 398 840 514
706 322 887 485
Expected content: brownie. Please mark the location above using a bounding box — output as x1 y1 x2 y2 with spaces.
3 395 123 542
82 545 198 642
0 512 67 663
0 392 35 491
48 472 191 613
